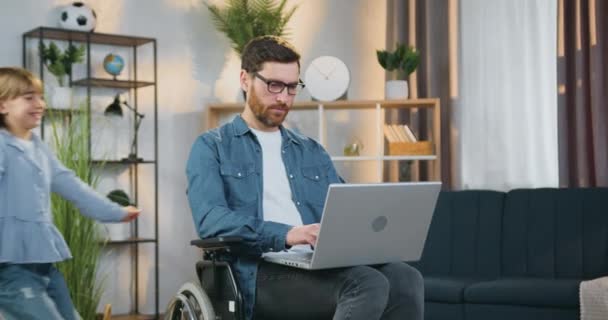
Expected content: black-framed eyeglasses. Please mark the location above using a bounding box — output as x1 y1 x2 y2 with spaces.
253 72 306 96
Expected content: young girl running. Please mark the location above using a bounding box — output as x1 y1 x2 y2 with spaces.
0 67 141 320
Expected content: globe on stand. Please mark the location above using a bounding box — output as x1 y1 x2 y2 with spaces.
103 54 125 80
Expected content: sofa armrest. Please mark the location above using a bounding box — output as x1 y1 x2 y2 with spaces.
404 260 422 270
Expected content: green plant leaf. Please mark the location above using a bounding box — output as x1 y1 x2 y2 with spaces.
107 189 131 207
401 46 420 75
204 0 298 55
376 43 420 78
39 41 84 86
376 50 389 70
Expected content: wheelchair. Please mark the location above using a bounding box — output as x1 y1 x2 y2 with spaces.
164 236 245 320
165 237 336 320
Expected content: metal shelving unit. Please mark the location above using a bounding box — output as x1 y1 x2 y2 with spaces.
23 26 159 319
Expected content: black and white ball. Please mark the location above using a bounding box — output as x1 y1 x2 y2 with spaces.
59 2 97 32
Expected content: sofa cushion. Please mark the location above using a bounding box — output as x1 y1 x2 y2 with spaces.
418 190 505 278
425 277 490 303
502 188 608 279
464 278 581 308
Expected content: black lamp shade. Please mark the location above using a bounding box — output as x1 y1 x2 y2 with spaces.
104 95 123 117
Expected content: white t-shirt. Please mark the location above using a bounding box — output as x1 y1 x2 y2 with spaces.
15 137 36 158
251 128 303 227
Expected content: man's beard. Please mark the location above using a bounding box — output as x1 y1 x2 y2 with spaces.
249 88 289 128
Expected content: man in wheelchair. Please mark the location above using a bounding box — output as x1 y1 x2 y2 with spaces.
177 36 424 320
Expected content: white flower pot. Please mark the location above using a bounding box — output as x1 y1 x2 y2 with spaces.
102 223 131 241
50 86 73 109
385 80 409 100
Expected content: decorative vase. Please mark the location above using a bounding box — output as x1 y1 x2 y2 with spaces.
385 80 409 100
50 86 73 109
102 223 131 241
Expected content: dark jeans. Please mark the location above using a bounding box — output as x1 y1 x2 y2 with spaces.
0 263 80 320
253 261 424 320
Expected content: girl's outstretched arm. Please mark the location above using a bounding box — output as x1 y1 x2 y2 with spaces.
43 144 138 223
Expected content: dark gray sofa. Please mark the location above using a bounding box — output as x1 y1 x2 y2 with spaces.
411 188 608 320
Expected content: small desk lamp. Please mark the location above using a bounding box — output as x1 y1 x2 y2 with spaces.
104 94 144 162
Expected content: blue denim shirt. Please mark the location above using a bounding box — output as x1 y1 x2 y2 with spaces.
186 115 343 319
0 129 126 264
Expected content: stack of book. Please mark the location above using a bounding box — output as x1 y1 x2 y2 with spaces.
383 124 418 143
383 124 433 155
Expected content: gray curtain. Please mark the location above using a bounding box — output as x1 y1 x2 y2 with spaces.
386 0 455 188
558 0 608 187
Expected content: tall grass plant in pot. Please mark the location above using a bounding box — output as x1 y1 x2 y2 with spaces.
376 44 420 99
47 102 106 320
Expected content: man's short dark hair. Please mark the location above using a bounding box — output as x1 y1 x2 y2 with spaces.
241 35 301 73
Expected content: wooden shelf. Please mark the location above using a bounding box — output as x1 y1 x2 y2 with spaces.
207 98 438 111
24 27 155 46
72 78 155 89
331 155 437 161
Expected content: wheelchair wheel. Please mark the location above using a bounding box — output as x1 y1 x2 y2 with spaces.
164 282 216 320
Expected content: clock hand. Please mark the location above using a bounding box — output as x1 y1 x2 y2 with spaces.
325 62 339 78
311 62 329 79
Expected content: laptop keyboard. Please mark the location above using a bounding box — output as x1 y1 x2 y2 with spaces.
265 251 313 262
286 252 313 262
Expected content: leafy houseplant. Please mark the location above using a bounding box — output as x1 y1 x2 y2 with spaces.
205 0 298 55
47 103 106 320
39 41 85 87
376 44 420 99
376 43 420 80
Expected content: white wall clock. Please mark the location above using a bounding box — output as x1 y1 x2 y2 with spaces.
304 56 350 101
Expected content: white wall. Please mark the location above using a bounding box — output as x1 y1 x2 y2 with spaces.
0 0 387 314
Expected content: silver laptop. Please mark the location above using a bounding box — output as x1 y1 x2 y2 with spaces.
263 181 441 270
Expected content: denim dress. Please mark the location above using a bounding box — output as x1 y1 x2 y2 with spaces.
0 129 125 264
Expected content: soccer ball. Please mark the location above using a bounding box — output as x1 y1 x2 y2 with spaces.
58 2 97 32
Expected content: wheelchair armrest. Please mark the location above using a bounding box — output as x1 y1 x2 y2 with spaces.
190 237 244 252
191 237 244 262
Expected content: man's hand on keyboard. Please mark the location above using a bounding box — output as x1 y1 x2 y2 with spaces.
286 224 320 247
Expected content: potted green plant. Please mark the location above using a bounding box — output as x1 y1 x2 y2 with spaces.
39 41 85 109
376 43 420 99
205 0 298 55
104 189 133 240
47 103 106 320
